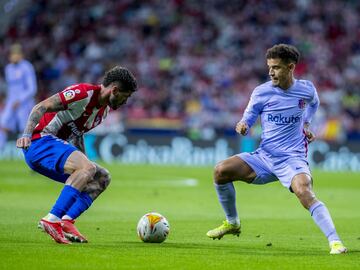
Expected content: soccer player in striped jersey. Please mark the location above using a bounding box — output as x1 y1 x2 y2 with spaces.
16 66 137 244
206 44 347 254
0 44 37 150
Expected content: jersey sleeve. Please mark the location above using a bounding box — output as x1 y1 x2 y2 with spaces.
240 87 264 128
303 83 320 124
58 84 89 109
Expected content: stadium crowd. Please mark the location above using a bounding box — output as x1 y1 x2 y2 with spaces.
0 0 359 141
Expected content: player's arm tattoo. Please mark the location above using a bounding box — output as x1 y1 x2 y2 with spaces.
23 104 46 136
23 94 64 136
69 135 86 154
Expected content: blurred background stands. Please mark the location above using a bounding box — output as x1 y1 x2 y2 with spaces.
0 0 359 142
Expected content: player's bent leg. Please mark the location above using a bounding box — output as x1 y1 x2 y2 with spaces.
214 155 256 185
64 163 111 219
40 151 96 243
207 156 255 240
82 163 111 200
290 173 316 209
291 174 347 254
47 151 96 220
63 151 97 190
61 163 111 243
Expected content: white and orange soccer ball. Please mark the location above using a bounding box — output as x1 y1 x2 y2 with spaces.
137 212 170 243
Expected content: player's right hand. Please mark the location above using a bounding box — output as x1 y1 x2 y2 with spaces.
304 128 316 143
235 121 249 135
16 137 31 149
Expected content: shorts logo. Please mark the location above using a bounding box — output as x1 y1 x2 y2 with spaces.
64 90 75 100
298 99 306 109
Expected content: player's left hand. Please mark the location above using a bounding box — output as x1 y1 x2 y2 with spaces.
16 136 31 149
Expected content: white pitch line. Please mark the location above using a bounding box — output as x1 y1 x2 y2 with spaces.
113 178 199 187
164 178 198 187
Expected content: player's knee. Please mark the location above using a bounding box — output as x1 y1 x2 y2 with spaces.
294 188 315 209
100 168 111 189
214 163 231 184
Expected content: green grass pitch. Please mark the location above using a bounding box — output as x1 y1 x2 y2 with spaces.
0 160 359 270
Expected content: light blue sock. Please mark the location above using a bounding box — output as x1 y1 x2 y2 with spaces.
309 201 340 242
65 192 93 220
215 182 240 225
50 185 80 218
0 130 7 150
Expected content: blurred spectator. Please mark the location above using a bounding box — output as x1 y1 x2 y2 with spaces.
342 90 360 141
0 43 37 149
1 0 359 141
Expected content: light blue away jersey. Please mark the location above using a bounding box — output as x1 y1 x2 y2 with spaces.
241 79 319 157
5 59 37 103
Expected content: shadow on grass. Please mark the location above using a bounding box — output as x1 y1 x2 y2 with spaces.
5 238 359 257
79 240 333 257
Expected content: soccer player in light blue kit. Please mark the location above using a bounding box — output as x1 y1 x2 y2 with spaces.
207 44 347 254
0 44 37 150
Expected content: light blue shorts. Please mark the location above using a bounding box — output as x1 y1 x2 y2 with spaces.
237 148 311 189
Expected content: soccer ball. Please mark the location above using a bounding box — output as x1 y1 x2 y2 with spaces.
137 212 170 243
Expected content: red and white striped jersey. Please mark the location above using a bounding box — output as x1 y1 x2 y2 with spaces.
32 83 110 141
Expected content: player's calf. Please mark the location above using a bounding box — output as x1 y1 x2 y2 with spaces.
83 165 111 200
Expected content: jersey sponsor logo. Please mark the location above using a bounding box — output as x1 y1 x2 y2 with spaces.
67 121 83 136
63 90 75 101
267 114 301 125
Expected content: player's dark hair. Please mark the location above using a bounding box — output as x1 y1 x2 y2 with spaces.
102 66 137 93
266 44 300 64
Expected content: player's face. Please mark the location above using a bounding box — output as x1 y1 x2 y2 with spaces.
9 52 23 63
267 58 294 88
109 89 132 110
